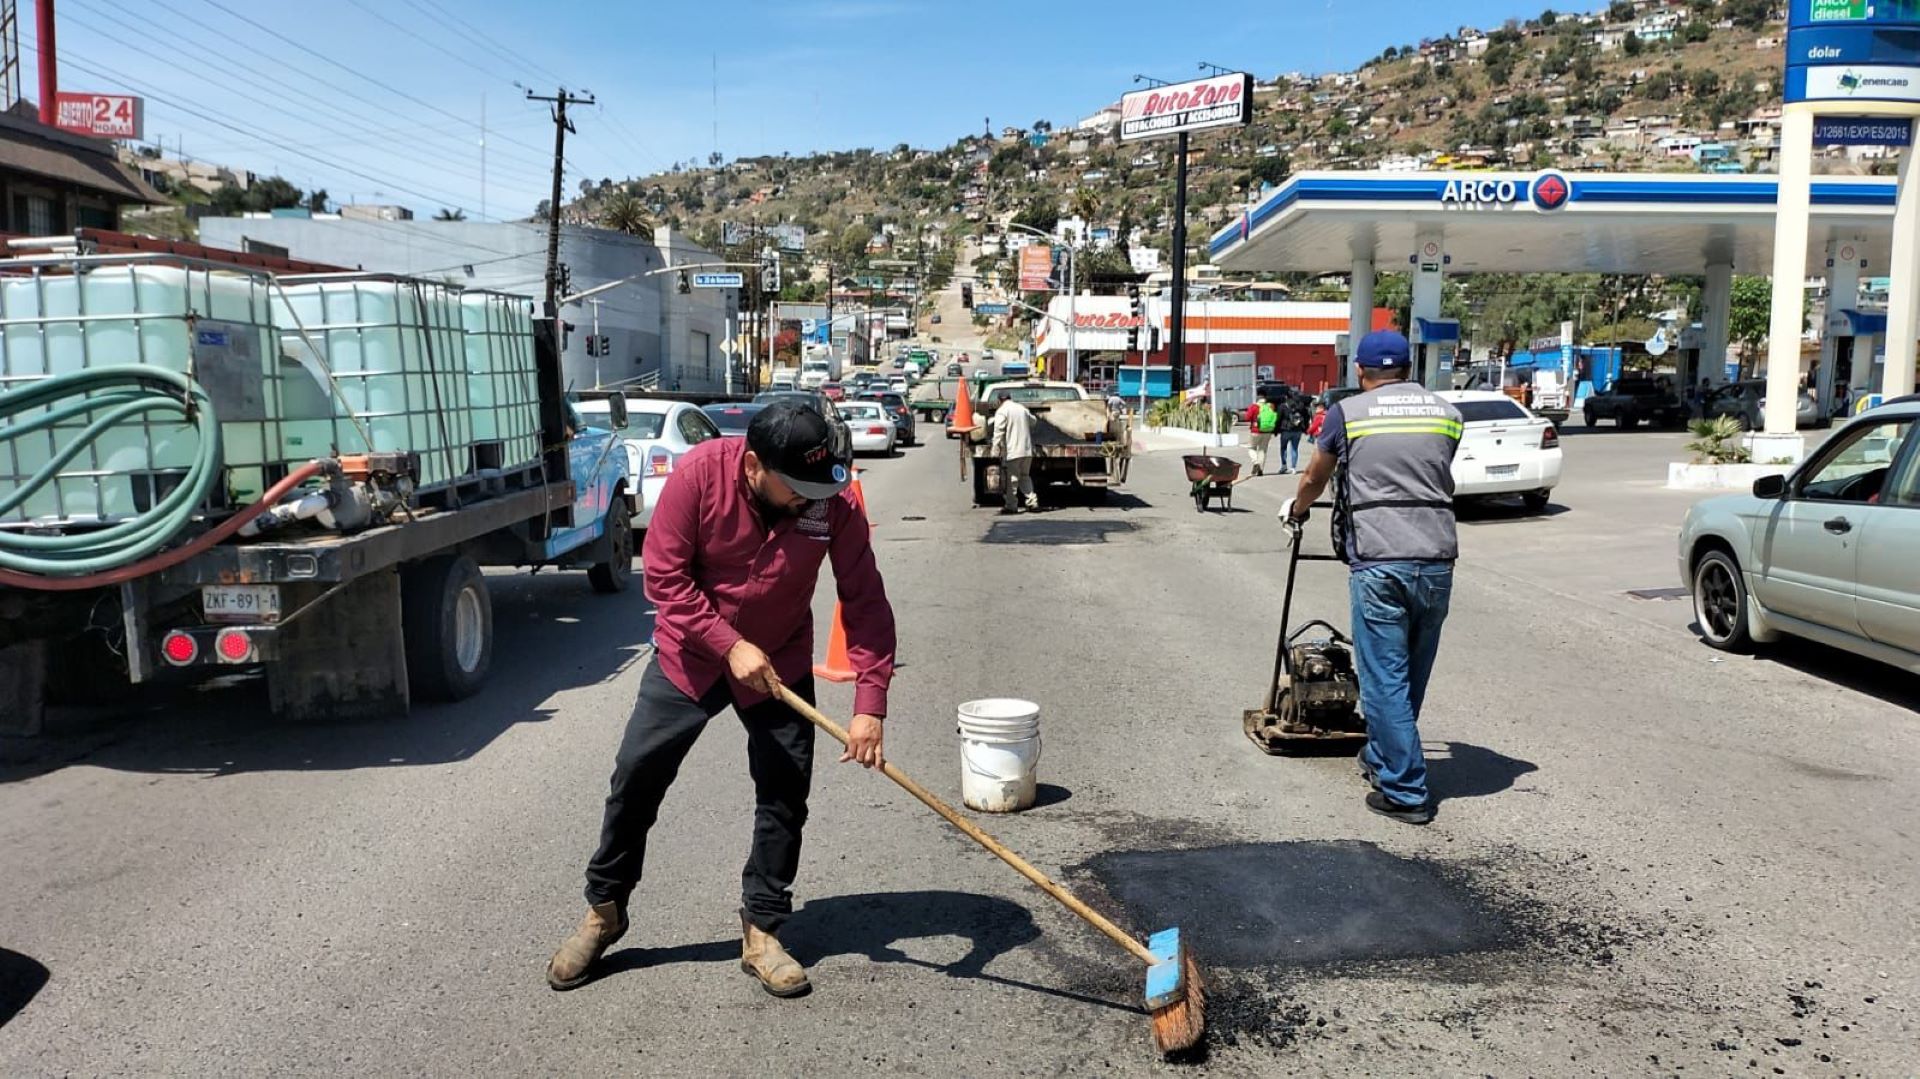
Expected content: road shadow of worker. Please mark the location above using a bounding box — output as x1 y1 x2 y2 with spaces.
0 948 50 1029
1423 741 1539 804
784 890 1141 1014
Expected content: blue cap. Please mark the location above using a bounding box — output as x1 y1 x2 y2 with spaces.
1355 330 1411 368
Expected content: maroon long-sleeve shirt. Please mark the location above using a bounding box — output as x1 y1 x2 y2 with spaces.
642 438 897 717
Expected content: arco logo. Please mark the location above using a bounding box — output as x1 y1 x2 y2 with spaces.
1531 171 1571 210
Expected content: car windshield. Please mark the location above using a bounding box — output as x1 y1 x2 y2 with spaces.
985 385 1083 405
838 402 884 419
1454 399 1530 423
575 402 666 439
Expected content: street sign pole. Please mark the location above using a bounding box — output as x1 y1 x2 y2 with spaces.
1168 130 1189 394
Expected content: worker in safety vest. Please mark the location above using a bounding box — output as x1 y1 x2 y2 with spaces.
1281 331 1463 825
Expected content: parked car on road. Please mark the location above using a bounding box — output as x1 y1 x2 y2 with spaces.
1703 379 1825 430
701 401 768 437
1679 398 1919 671
836 399 898 456
1438 390 1562 512
575 397 721 531
1583 378 1689 428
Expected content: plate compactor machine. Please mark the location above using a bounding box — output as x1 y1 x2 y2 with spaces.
1243 511 1366 754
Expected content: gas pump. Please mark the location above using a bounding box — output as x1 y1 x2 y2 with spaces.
1825 309 1885 420
1411 318 1461 389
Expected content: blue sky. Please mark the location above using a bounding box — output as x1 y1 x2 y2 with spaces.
34 0 1551 219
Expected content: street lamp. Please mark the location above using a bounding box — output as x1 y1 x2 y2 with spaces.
1004 221 1076 381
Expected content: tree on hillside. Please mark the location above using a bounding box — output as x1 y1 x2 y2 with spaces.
597 191 655 240
1624 31 1643 56
1011 198 1058 236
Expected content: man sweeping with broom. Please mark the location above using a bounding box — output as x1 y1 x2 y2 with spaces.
546 400 897 997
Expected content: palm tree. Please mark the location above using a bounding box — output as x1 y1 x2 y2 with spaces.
597 191 655 240
433 207 467 221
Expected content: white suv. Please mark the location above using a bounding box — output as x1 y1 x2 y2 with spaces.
1679 398 1920 673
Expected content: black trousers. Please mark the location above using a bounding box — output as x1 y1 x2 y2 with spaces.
584 660 816 933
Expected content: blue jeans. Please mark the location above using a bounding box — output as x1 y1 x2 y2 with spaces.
1279 431 1302 471
1350 562 1454 807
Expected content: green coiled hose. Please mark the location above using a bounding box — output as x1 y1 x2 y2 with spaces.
0 365 222 576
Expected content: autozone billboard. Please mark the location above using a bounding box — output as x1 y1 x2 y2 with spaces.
1120 73 1253 142
52 92 143 139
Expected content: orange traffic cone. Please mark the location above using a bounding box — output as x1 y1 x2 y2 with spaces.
946 381 977 438
814 469 867 683
813 604 856 683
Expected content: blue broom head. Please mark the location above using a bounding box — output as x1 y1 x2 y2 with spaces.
1143 927 1187 1010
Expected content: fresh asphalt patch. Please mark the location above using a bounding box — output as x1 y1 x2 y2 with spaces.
980 519 1137 546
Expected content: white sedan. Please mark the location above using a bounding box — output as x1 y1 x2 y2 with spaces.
836 399 898 456
1438 390 1562 512
574 397 722 530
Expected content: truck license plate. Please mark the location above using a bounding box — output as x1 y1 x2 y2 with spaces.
202 585 282 623
1485 464 1520 478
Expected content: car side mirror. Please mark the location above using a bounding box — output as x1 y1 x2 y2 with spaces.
606 394 630 430
1752 473 1787 499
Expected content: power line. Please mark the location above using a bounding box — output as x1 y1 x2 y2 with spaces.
31 42 502 219
193 0 554 161
61 1 552 192
403 0 566 88
107 0 555 179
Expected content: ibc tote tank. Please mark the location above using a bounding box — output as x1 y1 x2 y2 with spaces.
275 275 475 491
0 259 286 524
459 290 542 474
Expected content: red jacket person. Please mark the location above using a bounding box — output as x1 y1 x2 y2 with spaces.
546 400 897 997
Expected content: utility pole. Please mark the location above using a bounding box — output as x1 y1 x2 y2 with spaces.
527 86 594 337
1167 129 1190 394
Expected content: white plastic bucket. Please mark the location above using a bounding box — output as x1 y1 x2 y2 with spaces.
958 698 1042 813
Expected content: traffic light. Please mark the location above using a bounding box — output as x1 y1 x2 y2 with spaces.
1124 283 1143 352
961 282 974 309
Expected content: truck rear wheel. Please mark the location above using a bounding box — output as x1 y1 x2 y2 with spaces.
588 497 634 594
403 554 492 702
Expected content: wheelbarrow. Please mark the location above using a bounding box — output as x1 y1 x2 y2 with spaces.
1182 454 1241 513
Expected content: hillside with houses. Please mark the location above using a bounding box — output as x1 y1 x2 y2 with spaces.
561 0 1868 298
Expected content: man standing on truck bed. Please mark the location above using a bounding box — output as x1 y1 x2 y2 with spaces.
1282 331 1462 826
547 401 897 997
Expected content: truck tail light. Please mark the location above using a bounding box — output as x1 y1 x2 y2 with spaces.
1541 425 1559 449
214 628 254 663
161 630 198 666
646 446 675 478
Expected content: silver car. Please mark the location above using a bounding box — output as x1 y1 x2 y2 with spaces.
1679 398 1920 673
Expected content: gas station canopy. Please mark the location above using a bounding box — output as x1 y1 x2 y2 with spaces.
1210 171 1900 276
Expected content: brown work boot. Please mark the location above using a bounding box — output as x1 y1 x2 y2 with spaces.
740 914 810 998
545 901 627 990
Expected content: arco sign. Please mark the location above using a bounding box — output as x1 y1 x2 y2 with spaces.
1436 171 1571 210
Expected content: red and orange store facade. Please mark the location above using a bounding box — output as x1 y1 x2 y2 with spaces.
1031 296 1394 393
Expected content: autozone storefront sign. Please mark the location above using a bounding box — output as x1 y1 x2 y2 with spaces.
1072 312 1146 329
1120 73 1253 141
52 92 143 139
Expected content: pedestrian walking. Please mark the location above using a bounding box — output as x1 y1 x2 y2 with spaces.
992 395 1041 514
546 401 897 996
1277 390 1309 474
1247 396 1279 476
1281 331 1463 825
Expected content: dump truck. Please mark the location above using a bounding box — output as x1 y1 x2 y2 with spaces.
0 251 636 733
964 380 1131 505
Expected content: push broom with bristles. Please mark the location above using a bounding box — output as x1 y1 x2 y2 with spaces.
775 685 1206 1055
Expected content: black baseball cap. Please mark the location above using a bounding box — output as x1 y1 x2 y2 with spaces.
747 400 854 500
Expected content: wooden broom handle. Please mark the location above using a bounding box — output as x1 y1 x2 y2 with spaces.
773 684 1158 968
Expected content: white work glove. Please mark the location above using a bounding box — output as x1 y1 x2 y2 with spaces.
1277 498 1306 543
